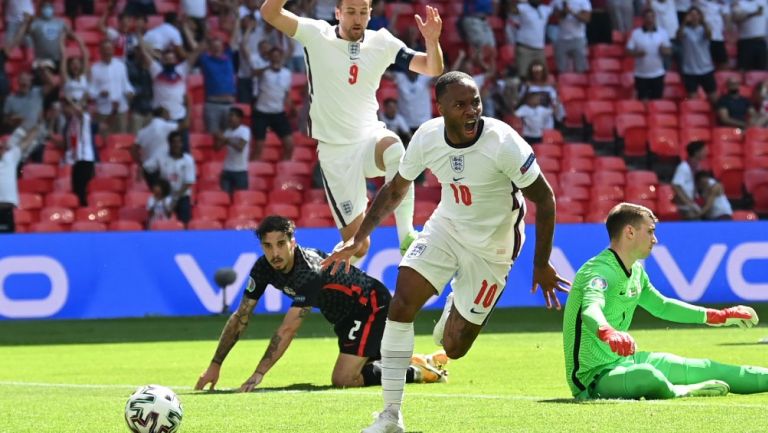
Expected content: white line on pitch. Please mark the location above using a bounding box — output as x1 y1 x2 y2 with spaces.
0 381 765 409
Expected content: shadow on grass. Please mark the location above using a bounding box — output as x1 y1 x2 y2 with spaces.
2 304 766 346
181 383 336 396
538 398 626 405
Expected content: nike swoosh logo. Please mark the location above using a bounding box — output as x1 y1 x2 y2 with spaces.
469 308 484 314
453 177 464 182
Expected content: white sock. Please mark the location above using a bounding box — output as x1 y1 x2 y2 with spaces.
383 142 414 244
380 319 414 414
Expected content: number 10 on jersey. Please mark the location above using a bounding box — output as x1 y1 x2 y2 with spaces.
449 183 472 206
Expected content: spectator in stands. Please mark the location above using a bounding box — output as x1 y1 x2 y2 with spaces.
182 0 208 42
285 1 307 73
236 15 262 105
0 125 40 233
651 0 679 41
314 0 338 24
627 9 672 100
147 178 174 225
65 0 94 22
518 60 565 122
716 77 754 128
607 0 634 33
99 11 138 62
554 0 592 73
249 40 274 103
4 0 34 48
124 0 157 21
139 34 196 142
252 47 294 161
2 72 43 134
144 12 184 54
695 170 733 220
215 107 251 194
132 107 180 188
393 69 433 134
732 0 768 71
461 0 498 50
60 35 90 107
126 47 155 133
89 39 135 141
369 0 399 31
379 98 412 145
60 98 97 207
144 131 196 224
515 92 554 144
672 140 707 219
13 2 74 67
509 0 553 79
750 80 768 127
192 31 238 134
695 0 729 70
678 6 717 103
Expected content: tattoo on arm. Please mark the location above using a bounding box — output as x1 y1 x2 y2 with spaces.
359 177 411 238
261 334 282 365
211 299 256 365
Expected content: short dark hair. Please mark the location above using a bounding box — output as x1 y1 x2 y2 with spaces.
337 0 371 7
605 202 658 240
229 107 245 119
435 71 473 101
155 178 171 197
695 170 714 183
686 140 706 158
164 12 178 24
256 215 296 241
167 130 182 144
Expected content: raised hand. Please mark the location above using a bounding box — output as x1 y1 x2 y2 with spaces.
531 262 571 310
415 5 442 42
320 238 364 275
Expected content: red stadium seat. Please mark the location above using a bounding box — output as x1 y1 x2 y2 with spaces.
88 191 123 209
264 203 300 219
124 191 152 208
101 149 133 164
557 213 585 223
615 114 647 157
558 73 589 87
110 220 144 231
745 128 768 144
40 207 75 225
42 147 63 164
296 217 335 227
292 147 316 162
648 113 678 129
712 127 744 145
88 177 126 193
589 72 621 87
591 185 625 202
711 156 745 199
14 208 34 225
626 183 658 201
197 190 231 206
275 161 312 176
562 143 595 159
745 71 768 87
561 157 594 173
647 100 677 114
745 155 768 170
44 192 79 208
561 185 590 201
591 58 621 72
95 163 130 179
679 99 712 115
75 207 114 223
272 175 311 191
680 113 711 128
591 43 624 58
587 86 620 101
247 176 270 191
538 157 560 173
594 157 627 172
679 128 711 148
150 219 185 230
615 99 646 114
300 203 333 219
744 169 768 194
106 133 136 150
22 163 57 180
560 171 591 187
559 86 586 129
118 207 149 225
29 222 67 233
248 161 276 177
626 170 659 186
269 189 303 205
192 205 227 222
732 210 759 221
228 205 264 220
532 143 562 159
303 189 327 203
18 178 51 194
648 128 680 158
233 190 267 206
188 219 223 230
19 193 43 211
592 171 626 186
541 129 564 145
71 221 107 232
225 218 260 230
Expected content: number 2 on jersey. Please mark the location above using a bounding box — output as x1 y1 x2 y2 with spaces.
348 64 359 85
450 183 472 206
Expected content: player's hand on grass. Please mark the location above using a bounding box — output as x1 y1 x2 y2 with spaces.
320 238 364 275
415 5 442 42
598 326 637 357
194 364 220 391
531 263 571 310
706 306 759 328
239 372 264 392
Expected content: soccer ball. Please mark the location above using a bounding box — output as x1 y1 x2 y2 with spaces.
124 384 183 433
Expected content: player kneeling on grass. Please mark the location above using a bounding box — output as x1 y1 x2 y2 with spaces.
195 215 447 392
563 202 768 400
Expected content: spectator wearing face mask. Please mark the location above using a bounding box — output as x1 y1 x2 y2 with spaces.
12 1 75 67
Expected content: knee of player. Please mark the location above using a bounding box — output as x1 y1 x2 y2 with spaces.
631 365 669 391
330 372 359 388
387 296 420 323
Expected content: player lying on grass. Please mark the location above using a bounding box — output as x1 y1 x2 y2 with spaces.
563 202 768 400
195 215 447 392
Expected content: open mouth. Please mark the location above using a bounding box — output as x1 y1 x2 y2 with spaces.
463 119 478 136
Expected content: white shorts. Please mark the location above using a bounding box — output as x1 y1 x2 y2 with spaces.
399 225 513 326
318 127 399 228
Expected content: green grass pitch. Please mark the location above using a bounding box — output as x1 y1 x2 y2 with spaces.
1 305 767 433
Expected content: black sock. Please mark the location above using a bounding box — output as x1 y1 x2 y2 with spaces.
361 363 416 386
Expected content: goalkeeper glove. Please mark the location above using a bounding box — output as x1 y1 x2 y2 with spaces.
706 306 759 328
598 325 637 357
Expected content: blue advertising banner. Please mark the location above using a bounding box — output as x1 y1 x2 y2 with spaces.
0 222 767 320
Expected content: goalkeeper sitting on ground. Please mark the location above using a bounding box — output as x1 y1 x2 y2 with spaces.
563 202 768 400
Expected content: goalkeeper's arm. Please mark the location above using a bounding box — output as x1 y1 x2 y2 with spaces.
240 306 310 392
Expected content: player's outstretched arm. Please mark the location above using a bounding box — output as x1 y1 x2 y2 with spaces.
408 5 444 76
240 306 310 392
521 174 571 309
261 0 300 38
195 297 258 391
321 174 414 274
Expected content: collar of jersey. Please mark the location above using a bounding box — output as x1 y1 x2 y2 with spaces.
335 26 365 43
444 118 485 149
608 248 632 278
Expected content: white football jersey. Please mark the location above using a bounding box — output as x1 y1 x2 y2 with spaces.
293 17 406 146
399 117 541 262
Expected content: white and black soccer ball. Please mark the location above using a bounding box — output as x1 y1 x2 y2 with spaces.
124 384 183 433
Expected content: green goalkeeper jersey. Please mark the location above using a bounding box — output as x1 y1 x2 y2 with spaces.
562 249 708 398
